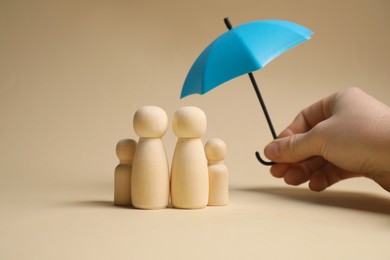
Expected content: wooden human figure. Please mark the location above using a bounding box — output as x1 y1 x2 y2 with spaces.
114 139 137 206
171 106 208 209
131 106 170 209
205 138 229 206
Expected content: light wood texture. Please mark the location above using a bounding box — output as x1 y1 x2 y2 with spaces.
114 139 137 206
131 106 170 209
116 139 137 164
171 106 209 209
206 138 229 206
114 164 132 206
133 106 168 138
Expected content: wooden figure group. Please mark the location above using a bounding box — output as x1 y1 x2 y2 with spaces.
114 105 229 209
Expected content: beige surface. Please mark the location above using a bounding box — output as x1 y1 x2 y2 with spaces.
0 0 389 259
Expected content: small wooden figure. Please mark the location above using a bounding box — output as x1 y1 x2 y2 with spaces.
114 139 137 206
205 138 229 206
131 106 170 209
171 106 208 209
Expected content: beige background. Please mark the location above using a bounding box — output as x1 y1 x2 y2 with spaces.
1 0 389 259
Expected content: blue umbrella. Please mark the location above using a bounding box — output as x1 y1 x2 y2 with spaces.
181 18 313 166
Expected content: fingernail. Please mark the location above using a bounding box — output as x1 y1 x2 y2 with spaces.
264 142 280 159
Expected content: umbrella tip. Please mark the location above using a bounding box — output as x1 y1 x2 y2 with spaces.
223 17 232 30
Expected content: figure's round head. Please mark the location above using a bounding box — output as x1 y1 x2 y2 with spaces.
172 106 207 138
133 106 168 138
116 139 137 162
205 138 227 161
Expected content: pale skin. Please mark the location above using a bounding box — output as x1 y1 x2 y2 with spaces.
264 87 390 192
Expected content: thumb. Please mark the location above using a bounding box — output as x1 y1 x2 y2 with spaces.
264 133 319 163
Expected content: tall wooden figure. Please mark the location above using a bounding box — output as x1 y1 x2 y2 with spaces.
171 106 208 209
114 139 137 206
205 138 229 206
131 106 170 209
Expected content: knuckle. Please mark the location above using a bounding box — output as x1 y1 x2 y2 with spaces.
286 135 301 160
309 125 327 156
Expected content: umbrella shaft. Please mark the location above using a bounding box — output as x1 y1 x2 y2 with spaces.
224 17 277 140
248 72 277 140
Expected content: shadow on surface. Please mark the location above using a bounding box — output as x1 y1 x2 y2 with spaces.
60 200 136 209
61 201 181 210
236 187 390 215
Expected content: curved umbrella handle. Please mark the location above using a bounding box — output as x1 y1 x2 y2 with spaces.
255 151 276 166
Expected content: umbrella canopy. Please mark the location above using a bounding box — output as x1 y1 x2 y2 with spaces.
181 20 313 98
180 18 313 166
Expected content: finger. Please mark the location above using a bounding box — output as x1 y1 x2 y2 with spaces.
308 164 363 191
283 157 326 185
270 163 291 178
264 132 323 163
283 165 307 185
279 92 336 137
269 157 326 184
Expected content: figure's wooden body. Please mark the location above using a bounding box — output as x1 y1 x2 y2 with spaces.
205 138 229 206
114 139 137 206
131 106 170 209
171 106 208 209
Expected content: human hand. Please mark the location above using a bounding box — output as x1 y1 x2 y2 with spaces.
264 87 390 192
